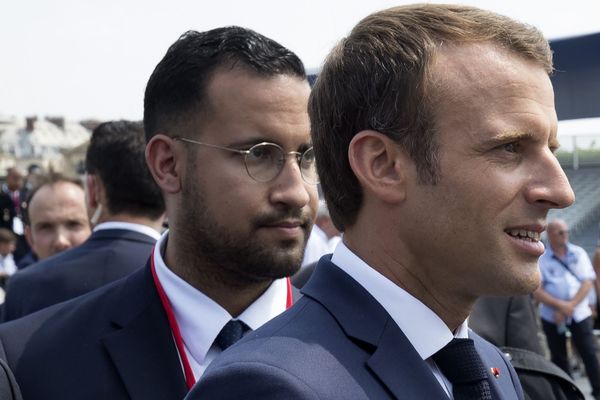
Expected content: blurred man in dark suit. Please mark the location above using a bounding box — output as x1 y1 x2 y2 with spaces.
2 121 165 321
19 174 90 263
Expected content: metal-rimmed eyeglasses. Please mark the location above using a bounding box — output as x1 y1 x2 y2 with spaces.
174 137 319 185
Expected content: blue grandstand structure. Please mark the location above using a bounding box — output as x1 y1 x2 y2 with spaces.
549 33 600 258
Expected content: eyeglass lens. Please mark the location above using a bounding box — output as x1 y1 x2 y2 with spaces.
244 143 318 184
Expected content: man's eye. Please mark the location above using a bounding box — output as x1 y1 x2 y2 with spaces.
502 142 520 153
248 145 277 161
36 224 52 232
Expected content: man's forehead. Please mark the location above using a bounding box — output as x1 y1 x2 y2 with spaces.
205 68 310 109
30 182 83 207
430 42 549 92
187 69 311 147
550 221 568 230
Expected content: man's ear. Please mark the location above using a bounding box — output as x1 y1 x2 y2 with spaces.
348 130 411 204
145 134 183 194
85 174 101 210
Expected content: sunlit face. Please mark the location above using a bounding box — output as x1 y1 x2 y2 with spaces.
175 68 318 283
547 219 569 250
398 43 574 302
25 181 91 260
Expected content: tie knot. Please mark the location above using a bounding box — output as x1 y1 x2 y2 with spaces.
433 338 488 384
215 320 250 351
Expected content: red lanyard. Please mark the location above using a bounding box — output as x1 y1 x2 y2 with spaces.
150 255 293 389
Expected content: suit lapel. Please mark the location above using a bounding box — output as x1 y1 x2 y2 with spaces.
367 318 449 399
472 332 522 400
302 259 447 399
102 264 187 399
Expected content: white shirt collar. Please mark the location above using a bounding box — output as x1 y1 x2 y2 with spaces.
152 230 288 378
93 221 161 240
331 241 468 360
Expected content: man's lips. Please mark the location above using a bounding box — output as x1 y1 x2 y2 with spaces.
262 219 305 229
504 224 546 257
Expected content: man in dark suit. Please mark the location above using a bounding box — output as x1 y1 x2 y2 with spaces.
0 27 316 400
190 4 575 399
0 192 15 235
2 121 165 321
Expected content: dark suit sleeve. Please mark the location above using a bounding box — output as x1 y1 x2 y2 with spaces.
187 362 320 400
2 272 28 322
0 358 22 400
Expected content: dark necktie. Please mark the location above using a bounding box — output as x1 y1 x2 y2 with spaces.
215 320 250 350
432 338 493 400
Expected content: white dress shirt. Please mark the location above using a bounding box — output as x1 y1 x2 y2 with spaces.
152 230 289 379
331 241 468 398
93 221 161 240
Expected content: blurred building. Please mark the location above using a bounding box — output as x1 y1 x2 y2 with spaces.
0 115 90 173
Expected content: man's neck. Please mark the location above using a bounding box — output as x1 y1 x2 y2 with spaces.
164 229 272 317
344 231 473 332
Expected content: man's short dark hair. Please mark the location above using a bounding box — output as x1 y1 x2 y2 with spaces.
23 173 83 226
85 120 165 219
143 26 306 141
309 4 552 230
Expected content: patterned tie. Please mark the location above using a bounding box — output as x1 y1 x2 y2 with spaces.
215 320 250 350
432 338 493 400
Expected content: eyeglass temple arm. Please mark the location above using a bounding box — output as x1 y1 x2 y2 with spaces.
174 137 249 155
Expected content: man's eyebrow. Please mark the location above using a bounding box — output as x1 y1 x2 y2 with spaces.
228 138 313 150
480 130 560 149
480 131 535 147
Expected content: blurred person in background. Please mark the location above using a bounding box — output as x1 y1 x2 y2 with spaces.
0 190 15 235
594 225 600 324
2 120 164 322
2 168 24 220
22 173 90 262
12 164 44 265
0 229 17 289
535 218 600 399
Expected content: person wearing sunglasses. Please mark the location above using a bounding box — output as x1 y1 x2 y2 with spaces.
535 218 600 399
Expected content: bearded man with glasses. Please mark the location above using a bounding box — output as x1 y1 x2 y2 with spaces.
0 27 317 400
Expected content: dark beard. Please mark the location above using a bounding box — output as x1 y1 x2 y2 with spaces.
177 177 312 287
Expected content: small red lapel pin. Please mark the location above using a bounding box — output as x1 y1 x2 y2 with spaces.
491 367 500 378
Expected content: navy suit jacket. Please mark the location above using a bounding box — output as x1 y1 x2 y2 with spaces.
0 263 188 400
2 228 156 321
0 358 21 400
190 258 524 399
0 260 303 400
